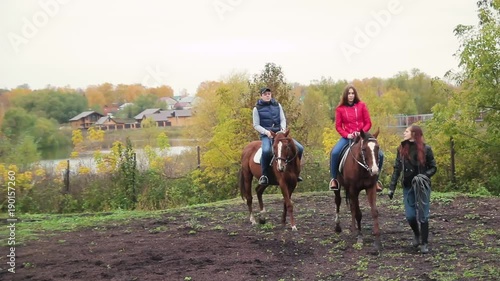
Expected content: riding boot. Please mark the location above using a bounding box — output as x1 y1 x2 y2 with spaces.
420 222 429 254
408 219 420 248
329 179 339 191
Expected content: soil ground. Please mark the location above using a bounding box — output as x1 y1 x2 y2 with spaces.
1 192 499 281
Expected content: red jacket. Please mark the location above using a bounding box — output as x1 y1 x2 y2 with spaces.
335 101 372 138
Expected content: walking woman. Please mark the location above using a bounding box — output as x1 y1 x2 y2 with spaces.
388 125 437 253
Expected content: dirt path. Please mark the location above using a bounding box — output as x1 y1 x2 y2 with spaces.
2 192 499 281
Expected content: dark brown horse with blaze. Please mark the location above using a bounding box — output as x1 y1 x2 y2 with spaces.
239 129 301 231
334 129 382 252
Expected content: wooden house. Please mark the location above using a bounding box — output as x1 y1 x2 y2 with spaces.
69 111 104 129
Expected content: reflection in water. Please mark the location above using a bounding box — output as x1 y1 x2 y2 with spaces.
39 139 197 160
38 146 192 174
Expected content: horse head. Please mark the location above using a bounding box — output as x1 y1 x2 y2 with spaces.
271 129 297 172
356 129 380 176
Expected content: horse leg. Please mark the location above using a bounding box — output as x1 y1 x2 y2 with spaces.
367 187 381 251
350 197 363 244
334 189 342 233
255 184 268 224
243 176 256 225
280 183 297 231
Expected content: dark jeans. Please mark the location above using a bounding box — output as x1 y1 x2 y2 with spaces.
403 186 431 223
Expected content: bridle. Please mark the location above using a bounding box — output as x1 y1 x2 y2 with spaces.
351 137 378 176
272 134 298 171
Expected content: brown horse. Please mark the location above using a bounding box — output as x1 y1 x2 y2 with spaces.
239 129 301 231
334 129 382 252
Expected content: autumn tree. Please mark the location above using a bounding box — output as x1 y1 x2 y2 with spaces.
191 73 251 199
149 85 174 99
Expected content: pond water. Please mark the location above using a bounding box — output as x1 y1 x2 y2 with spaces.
38 146 193 175
39 138 197 160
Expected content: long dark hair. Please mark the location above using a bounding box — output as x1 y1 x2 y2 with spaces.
400 125 426 166
338 84 361 107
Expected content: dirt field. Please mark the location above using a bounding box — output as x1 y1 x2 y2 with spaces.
2 192 499 281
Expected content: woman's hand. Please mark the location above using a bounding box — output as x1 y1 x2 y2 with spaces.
347 132 359 139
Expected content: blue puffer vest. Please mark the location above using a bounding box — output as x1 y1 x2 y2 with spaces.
256 99 281 133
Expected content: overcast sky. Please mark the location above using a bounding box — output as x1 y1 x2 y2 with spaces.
1 0 479 94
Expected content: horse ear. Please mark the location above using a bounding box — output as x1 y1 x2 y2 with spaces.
360 130 366 139
373 127 380 138
284 128 290 137
270 131 276 138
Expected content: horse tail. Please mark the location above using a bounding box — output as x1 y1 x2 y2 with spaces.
238 168 245 201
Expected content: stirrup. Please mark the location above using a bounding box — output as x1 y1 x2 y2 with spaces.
329 179 339 191
376 180 384 192
258 175 269 185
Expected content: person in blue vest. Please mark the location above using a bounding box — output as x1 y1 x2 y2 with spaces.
252 87 304 185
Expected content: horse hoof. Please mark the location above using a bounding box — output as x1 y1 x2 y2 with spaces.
335 225 342 233
291 225 298 231
258 218 266 224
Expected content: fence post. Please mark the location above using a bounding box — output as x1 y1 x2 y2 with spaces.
64 160 70 193
197 146 201 169
132 152 137 204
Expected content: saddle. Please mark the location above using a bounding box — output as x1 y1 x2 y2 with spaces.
253 148 263 164
338 143 353 174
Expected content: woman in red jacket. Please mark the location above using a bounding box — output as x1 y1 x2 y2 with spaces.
329 84 384 191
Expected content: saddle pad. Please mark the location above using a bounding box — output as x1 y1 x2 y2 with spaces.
253 148 262 164
338 146 351 174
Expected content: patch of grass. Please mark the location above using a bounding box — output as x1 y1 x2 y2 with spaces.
185 217 203 230
432 192 459 204
463 213 480 220
211 224 224 231
148 225 167 233
258 222 275 231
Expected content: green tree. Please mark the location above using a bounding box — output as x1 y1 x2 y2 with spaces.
32 117 70 149
12 88 87 124
427 0 500 194
1 107 36 140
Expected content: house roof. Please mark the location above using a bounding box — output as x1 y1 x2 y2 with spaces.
113 118 137 124
159 97 177 105
174 102 190 108
95 116 109 125
69 111 103 121
95 116 137 125
144 112 172 122
119 103 134 109
178 96 196 104
134 108 161 120
162 109 192 117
